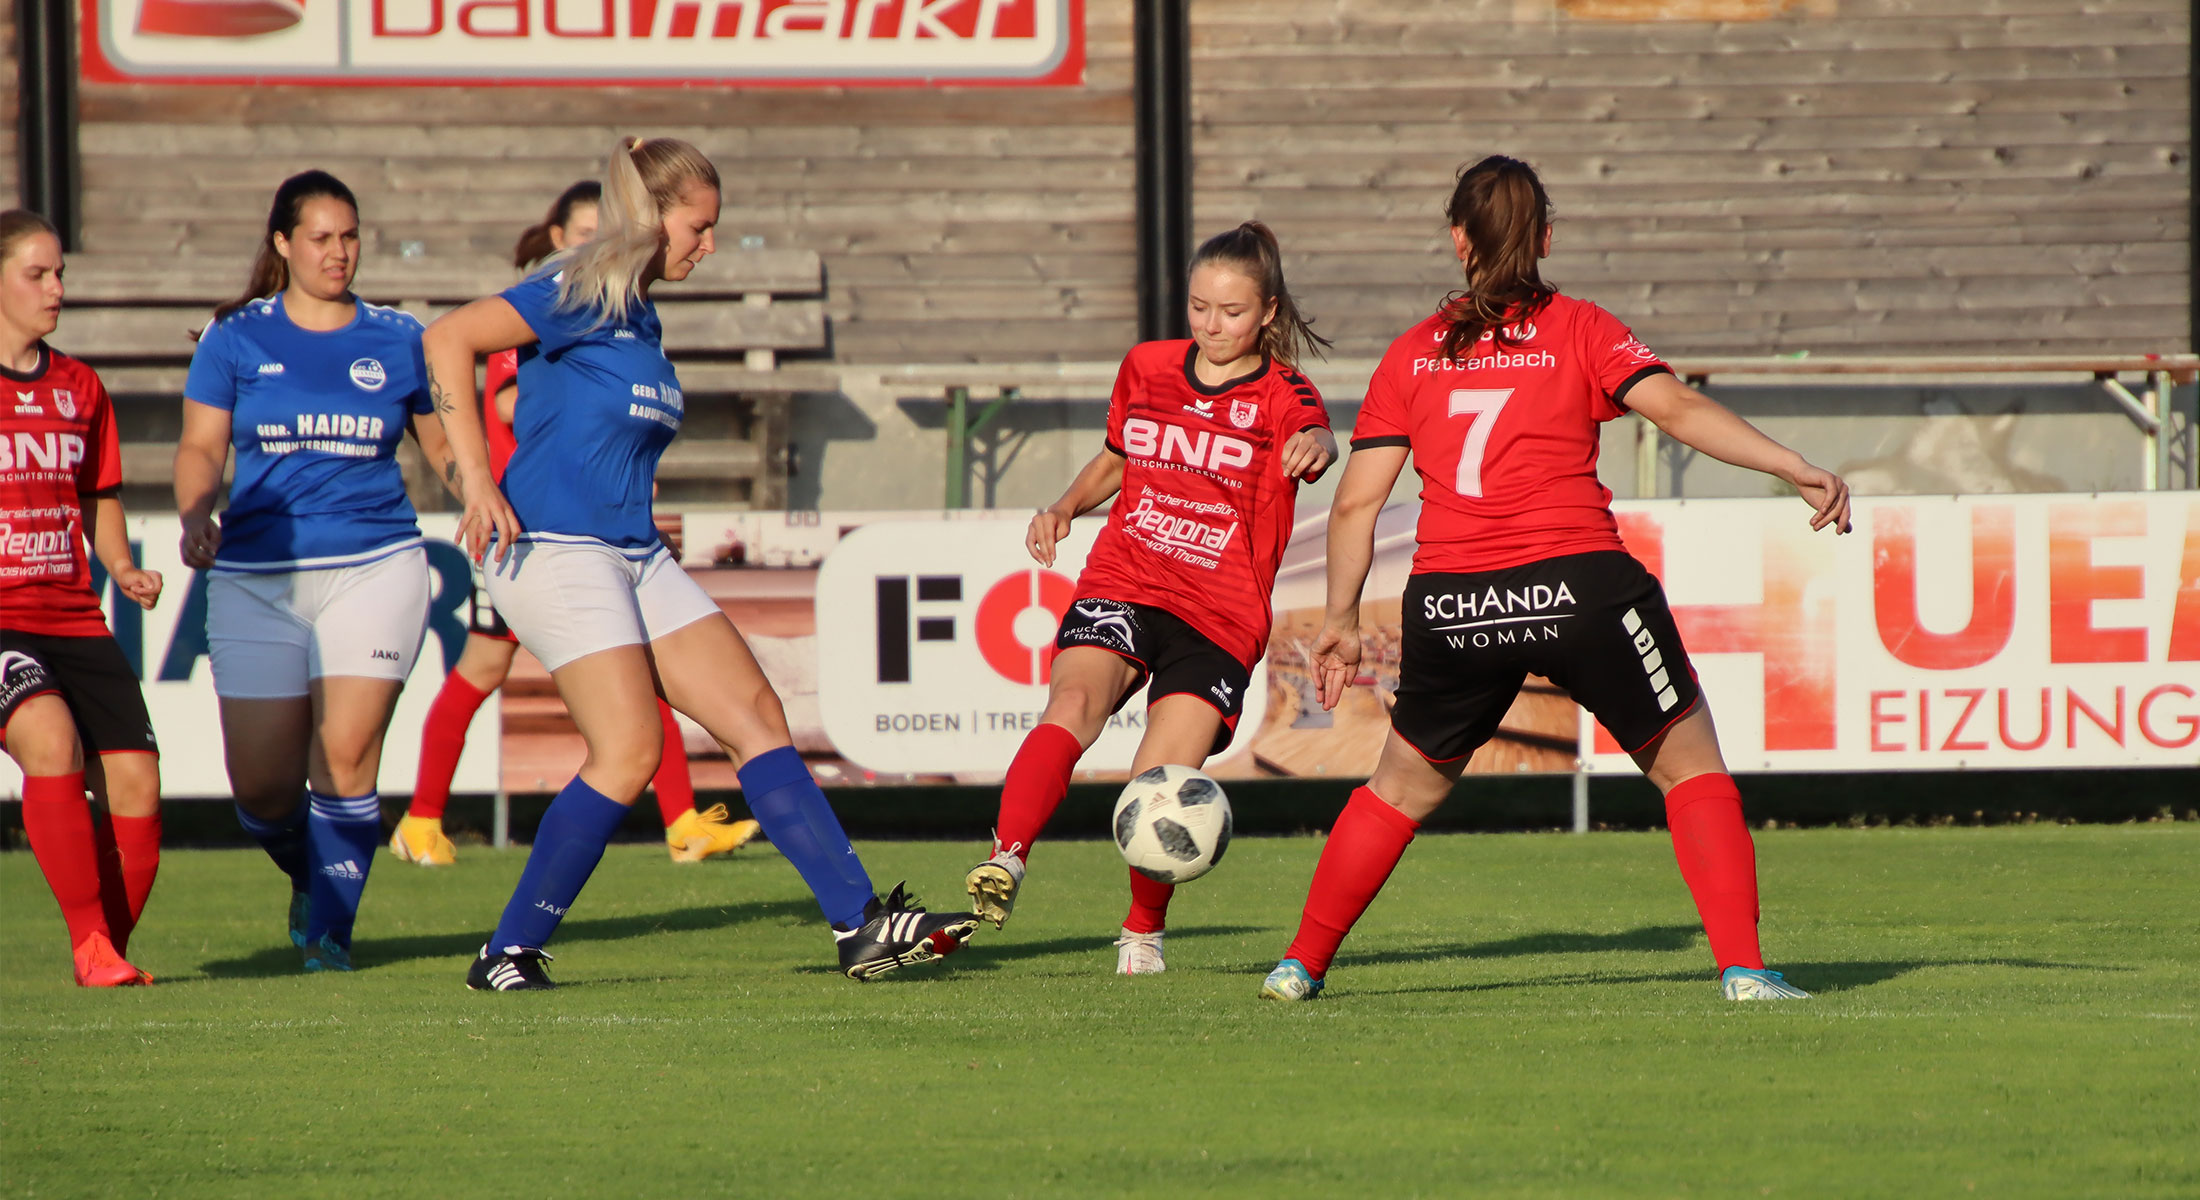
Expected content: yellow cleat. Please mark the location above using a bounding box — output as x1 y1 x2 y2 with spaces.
390 815 458 867
666 804 761 863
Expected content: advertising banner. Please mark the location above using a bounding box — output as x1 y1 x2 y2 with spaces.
84 0 1086 86
0 515 499 800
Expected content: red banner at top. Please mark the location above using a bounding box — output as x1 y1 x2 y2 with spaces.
83 0 1086 87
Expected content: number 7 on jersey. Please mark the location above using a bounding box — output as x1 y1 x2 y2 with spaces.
1446 388 1514 498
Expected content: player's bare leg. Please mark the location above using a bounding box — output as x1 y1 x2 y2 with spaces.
968 647 1138 930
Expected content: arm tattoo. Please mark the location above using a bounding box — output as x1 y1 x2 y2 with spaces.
426 361 455 417
442 458 465 500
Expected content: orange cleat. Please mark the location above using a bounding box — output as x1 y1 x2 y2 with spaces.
73 930 146 988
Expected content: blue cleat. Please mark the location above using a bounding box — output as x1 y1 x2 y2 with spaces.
1721 966 1810 1000
302 934 353 973
287 890 311 949
1260 958 1325 1002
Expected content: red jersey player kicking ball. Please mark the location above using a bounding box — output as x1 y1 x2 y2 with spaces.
0 210 167 987
1259 156 1852 1004
966 222 1338 975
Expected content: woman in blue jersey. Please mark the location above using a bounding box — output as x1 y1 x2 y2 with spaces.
175 170 455 972
423 136 978 990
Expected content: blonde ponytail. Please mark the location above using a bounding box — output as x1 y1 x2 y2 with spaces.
554 136 721 326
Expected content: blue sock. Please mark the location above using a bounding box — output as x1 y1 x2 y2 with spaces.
236 802 310 891
739 746 874 929
488 776 630 953
305 791 383 949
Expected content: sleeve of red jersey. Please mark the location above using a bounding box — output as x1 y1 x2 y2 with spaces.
1579 303 1673 421
1102 350 1136 457
1273 367 1331 438
483 350 518 409
82 372 123 495
1349 352 1411 450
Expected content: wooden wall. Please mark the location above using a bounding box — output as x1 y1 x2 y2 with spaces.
1192 0 2192 357
2 4 20 210
71 2 1139 365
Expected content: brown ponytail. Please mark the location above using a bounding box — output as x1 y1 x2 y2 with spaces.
212 170 359 323
1437 155 1557 363
511 180 603 270
1187 220 1331 369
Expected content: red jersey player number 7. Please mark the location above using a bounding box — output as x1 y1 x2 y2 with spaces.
968 221 1339 978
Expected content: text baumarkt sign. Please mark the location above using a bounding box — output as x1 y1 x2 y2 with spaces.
86 0 1085 86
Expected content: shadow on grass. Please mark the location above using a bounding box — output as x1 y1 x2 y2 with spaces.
790 923 1273 980
1347 956 2113 998
1335 924 1708 969
194 897 821 979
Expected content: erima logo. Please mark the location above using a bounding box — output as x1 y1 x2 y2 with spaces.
321 860 365 881
258 363 286 375
12 390 37 414
1622 607 1680 712
348 358 387 391
1211 678 1236 705
1183 398 1216 420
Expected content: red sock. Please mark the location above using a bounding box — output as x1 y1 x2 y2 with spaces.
652 700 695 828
1124 870 1174 934
992 723 1084 861
92 813 135 952
21 774 110 949
111 812 162 937
410 672 491 821
1282 786 1419 979
1664 773 1764 972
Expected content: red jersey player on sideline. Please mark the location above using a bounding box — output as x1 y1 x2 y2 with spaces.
965 222 1338 975
0 209 167 987
1258 156 1853 1005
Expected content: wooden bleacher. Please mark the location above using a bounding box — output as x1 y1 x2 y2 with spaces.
51 249 837 513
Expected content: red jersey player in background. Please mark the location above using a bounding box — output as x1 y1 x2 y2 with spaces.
966 222 1338 975
1259 156 1852 1004
0 210 166 986
390 181 758 866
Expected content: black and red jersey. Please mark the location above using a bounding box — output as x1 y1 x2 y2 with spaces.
1352 293 1672 574
1077 340 1331 668
0 345 123 637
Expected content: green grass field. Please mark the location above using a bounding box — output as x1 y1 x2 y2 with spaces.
4 825 2196 1198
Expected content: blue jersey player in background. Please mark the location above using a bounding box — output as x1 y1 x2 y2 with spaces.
174 170 460 973
423 136 979 990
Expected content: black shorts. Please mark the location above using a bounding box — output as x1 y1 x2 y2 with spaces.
0 629 160 756
1055 598 1251 757
467 563 516 642
1392 551 1700 763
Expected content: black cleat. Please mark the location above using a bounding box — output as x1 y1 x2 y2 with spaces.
834 883 979 982
466 943 558 991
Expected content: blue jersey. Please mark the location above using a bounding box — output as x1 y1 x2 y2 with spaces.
498 270 683 555
184 296 432 572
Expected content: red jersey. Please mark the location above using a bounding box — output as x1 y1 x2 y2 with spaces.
0 346 123 637
484 349 519 482
1352 293 1671 574
1077 340 1331 668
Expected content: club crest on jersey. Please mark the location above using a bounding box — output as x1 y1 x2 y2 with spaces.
1228 399 1258 429
50 389 76 419
348 358 388 391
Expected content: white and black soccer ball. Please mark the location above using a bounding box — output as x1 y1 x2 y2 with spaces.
1112 764 1233 885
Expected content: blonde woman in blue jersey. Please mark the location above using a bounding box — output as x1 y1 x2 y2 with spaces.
175 170 457 972
424 136 978 989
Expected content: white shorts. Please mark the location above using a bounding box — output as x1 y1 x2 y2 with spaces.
207 548 432 700
483 538 721 673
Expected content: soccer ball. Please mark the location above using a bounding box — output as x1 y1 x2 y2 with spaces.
1112 765 1233 885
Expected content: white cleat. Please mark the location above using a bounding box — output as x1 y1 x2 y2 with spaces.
1115 928 1165 975
965 851 1025 931
1721 966 1812 1000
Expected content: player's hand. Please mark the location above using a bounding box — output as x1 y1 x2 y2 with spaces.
1311 621 1363 712
179 515 221 570
114 566 163 610
1791 462 1852 534
457 471 522 564
1280 429 1336 481
1027 507 1072 567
